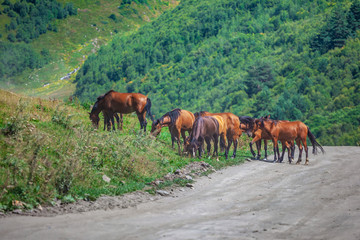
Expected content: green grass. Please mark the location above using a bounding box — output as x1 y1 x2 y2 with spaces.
0 89 252 212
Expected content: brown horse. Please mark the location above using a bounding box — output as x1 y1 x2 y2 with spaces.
186 116 219 158
150 108 195 155
240 115 294 162
89 90 154 132
195 111 242 158
257 117 325 165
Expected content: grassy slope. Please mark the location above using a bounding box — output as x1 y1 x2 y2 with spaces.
0 0 179 99
0 89 251 211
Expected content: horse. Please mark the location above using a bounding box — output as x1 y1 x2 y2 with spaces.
186 116 220 159
240 115 294 162
257 117 325 165
89 90 154 132
194 111 243 158
150 108 195 155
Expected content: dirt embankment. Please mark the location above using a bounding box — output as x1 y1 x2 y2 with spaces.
1 146 360 240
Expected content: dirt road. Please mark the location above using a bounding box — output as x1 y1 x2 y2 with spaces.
1 146 360 240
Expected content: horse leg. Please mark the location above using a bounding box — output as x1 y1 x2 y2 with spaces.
205 138 211 156
142 111 147 132
221 134 228 159
256 140 261 160
170 128 175 149
288 141 294 164
250 134 262 159
110 114 116 131
249 141 256 158
295 139 303 164
103 113 107 131
213 135 219 159
114 113 119 130
264 140 268 161
176 128 181 156
136 113 144 131
181 130 187 154
119 114 123 130
279 141 287 163
199 139 204 158
231 137 238 159
302 137 309 165
272 139 279 162
227 137 233 157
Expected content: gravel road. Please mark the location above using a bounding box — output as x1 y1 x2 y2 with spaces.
1 146 360 240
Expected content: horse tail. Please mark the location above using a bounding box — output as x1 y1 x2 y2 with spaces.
307 127 325 155
144 97 154 122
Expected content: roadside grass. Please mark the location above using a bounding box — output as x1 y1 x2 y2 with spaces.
0 89 252 212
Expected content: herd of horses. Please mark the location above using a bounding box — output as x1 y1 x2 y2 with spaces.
89 90 325 165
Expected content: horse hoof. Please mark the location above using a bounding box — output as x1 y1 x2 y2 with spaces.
262 158 267 161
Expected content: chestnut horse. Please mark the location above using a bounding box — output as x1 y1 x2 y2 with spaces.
195 111 242 158
240 115 294 162
150 108 195 155
258 117 325 165
186 116 219 158
89 90 154 132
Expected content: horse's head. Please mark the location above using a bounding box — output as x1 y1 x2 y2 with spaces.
150 119 162 137
183 136 192 155
186 139 200 158
89 112 100 129
239 116 255 137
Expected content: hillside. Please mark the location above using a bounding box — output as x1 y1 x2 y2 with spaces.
74 0 360 146
0 0 179 98
0 89 249 211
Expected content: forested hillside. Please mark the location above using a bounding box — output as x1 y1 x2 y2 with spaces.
0 0 178 98
74 0 360 146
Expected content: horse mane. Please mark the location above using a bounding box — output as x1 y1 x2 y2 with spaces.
190 117 203 144
97 90 115 100
194 111 209 118
90 101 99 115
159 108 182 125
239 116 254 124
90 90 115 115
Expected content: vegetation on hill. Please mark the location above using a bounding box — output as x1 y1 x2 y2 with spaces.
2 0 77 43
0 89 249 212
0 0 179 98
74 0 360 146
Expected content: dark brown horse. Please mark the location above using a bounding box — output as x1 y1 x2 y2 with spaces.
150 108 195 155
240 115 294 162
89 90 154 132
195 111 243 158
257 117 325 165
186 116 219 159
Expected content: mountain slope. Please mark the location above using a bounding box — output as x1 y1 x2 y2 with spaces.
74 0 360 145
0 0 179 98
